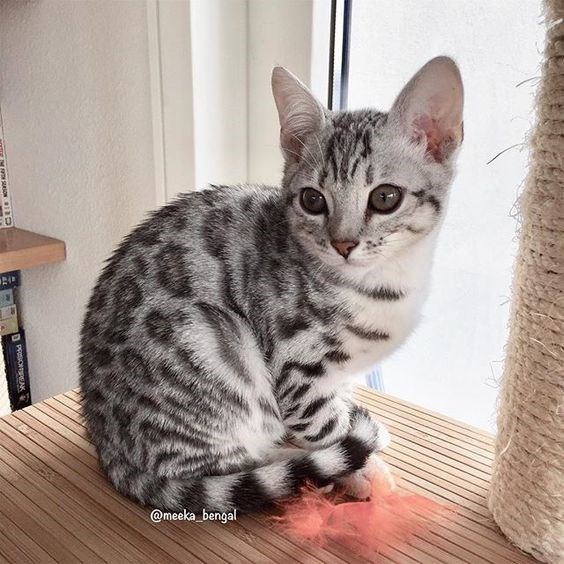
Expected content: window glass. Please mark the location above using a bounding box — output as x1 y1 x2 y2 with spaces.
348 0 544 431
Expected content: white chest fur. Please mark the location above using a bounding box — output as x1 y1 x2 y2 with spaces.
335 289 424 376
332 235 436 378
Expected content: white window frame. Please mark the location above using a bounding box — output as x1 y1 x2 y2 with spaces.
146 0 331 202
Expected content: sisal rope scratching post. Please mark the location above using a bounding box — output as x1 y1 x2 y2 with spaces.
488 1 564 562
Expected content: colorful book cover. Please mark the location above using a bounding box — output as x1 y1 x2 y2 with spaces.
0 105 14 228
0 304 18 336
0 271 20 289
0 318 18 337
0 304 16 320
2 330 31 411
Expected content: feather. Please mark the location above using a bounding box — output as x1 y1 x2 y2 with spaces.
272 475 454 557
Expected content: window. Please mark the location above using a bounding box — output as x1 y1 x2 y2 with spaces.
334 0 544 431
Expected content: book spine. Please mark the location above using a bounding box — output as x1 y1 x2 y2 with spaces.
0 105 14 228
0 289 14 307
0 319 18 337
0 304 17 321
0 302 18 336
0 332 9 416
0 271 20 290
2 330 31 411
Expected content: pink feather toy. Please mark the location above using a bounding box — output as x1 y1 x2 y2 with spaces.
273 474 453 557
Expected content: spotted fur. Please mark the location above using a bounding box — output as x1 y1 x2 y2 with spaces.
80 57 463 512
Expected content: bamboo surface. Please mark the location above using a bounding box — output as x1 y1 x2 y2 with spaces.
0 387 539 563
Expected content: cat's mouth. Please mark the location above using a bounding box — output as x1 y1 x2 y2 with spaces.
319 250 379 271
338 257 377 270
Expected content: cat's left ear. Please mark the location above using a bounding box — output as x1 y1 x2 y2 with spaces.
390 56 464 163
272 67 326 162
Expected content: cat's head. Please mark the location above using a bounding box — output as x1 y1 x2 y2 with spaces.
272 57 463 273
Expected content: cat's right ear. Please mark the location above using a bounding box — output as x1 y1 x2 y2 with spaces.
272 67 326 163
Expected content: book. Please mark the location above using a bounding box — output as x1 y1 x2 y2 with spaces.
0 304 17 321
0 304 18 336
0 289 14 307
0 318 18 337
0 271 20 290
0 349 9 416
0 105 14 228
2 330 31 411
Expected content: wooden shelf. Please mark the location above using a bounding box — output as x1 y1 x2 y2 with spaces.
0 227 66 273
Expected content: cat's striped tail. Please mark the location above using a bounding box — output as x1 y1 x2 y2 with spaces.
110 406 382 513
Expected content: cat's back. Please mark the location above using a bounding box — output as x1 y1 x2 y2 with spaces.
79 184 291 470
86 183 282 296
79 184 286 378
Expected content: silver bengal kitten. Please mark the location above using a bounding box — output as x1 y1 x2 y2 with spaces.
80 57 464 512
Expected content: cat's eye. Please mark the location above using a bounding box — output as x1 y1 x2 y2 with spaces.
368 184 403 214
300 188 327 215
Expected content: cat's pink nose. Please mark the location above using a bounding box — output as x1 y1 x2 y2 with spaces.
331 240 358 258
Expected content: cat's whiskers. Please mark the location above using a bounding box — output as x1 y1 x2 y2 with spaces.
369 245 405 275
380 232 416 246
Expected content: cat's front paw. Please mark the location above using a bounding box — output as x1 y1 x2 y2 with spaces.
374 420 391 451
338 453 395 499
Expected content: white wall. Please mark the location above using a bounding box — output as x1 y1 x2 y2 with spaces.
348 0 544 431
0 1 157 402
247 0 316 185
190 0 248 190
148 0 196 204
